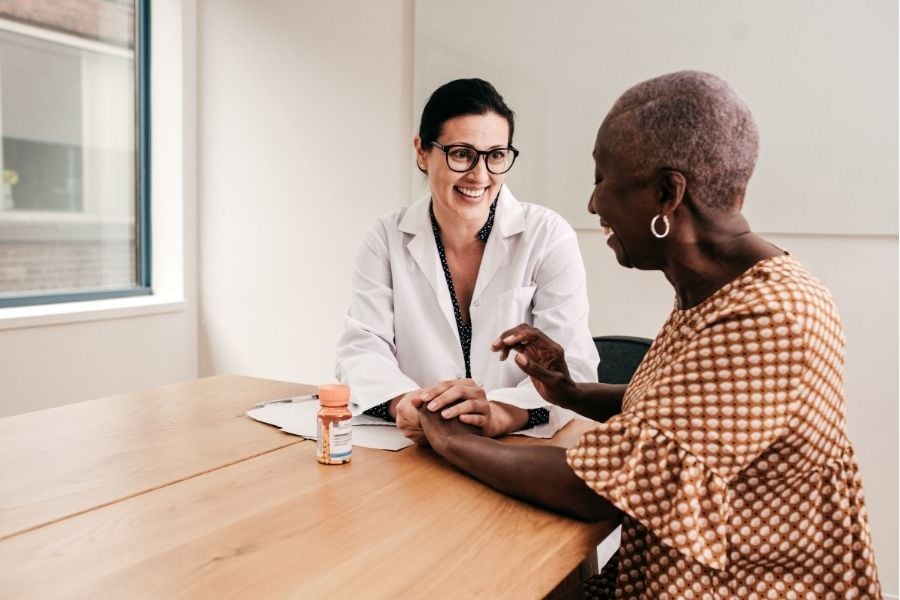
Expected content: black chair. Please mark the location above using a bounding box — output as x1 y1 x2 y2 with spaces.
593 335 652 384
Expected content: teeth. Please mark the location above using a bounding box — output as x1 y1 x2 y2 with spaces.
457 187 485 198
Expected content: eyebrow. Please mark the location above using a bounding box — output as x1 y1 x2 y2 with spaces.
441 142 510 150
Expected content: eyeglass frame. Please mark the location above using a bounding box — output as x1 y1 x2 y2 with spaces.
430 142 520 175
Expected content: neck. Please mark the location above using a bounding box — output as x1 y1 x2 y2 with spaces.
661 212 782 309
431 203 489 252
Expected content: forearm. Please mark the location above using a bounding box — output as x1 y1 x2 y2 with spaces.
554 383 627 422
488 401 529 435
336 227 421 412
440 434 618 522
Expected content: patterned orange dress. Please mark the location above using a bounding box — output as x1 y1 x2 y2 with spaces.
568 255 881 599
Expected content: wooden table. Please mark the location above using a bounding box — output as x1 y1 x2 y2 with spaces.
0 375 615 599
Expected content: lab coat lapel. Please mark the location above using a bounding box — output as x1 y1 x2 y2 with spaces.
399 196 459 342
473 187 525 302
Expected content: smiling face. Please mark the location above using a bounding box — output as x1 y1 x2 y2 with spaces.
588 124 663 270
415 112 510 225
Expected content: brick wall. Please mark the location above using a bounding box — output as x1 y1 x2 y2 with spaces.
0 241 135 294
0 240 134 293
0 0 133 48
0 218 136 295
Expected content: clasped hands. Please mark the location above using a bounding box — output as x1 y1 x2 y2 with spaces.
393 379 498 445
396 324 576 446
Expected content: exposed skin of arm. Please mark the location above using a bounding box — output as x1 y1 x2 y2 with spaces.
418 404 620 522
417 379 529 436
491 323 629 422
391 382 530 443
389 390 427 444
484 401 530 433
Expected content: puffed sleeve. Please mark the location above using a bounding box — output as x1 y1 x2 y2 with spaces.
566 291 810 570
334 222 419 412
567 414 731 570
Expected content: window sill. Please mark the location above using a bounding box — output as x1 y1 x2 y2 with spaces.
0 293 186 331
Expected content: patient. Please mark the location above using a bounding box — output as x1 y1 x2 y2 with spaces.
335 78 598 443
416 71 882 598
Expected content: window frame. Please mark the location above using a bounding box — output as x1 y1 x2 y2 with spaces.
0 0 152 308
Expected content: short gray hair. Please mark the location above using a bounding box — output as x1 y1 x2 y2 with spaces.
603 71 759 210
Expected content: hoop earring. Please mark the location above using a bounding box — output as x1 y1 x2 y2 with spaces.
650 214 670 239
416 161 427 174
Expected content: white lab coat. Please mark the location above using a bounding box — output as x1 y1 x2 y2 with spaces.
335 185 599 437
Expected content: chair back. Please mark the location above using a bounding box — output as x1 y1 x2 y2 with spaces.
593 335 652 384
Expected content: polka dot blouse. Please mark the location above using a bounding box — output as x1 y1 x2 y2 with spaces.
569 255 881 599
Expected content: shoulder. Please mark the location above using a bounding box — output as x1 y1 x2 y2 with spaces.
364 194 430 241
691 255 843 346
499 187 576 241
736 255 839 322
521 202 574 233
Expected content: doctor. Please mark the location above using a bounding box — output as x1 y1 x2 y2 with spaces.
335 78 598 443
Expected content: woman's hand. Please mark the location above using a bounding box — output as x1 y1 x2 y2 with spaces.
419 379 508 437
417 397 482 456
390 389 428 445
491 323 578 406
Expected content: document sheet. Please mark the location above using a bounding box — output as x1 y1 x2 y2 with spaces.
246 396 414 451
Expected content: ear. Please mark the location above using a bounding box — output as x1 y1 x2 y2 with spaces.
413 135 427 161
658 169 687 215
413 136 430 173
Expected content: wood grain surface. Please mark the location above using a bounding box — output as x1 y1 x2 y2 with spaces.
0 376 614 599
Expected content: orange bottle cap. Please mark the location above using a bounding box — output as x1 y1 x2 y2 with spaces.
318 383 350 407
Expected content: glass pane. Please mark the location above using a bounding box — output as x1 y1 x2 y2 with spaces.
0 2 139 300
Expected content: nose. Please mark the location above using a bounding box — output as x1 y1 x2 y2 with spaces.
467 155 490 179
587 190 597 215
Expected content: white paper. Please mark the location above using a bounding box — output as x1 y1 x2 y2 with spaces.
246 396 413 451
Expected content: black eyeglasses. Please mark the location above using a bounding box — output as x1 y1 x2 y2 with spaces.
431 142 519 175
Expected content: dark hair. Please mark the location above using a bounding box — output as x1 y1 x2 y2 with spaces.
418 78 515 147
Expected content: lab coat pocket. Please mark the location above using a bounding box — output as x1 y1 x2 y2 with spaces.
493 285 537 331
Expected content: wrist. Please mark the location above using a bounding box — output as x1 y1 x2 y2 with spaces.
489 402 528 436
508 405 530 433
555 381 582 411
442 429 474 463
387 395 403 419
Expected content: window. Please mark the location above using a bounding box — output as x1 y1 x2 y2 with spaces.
0 0 149 307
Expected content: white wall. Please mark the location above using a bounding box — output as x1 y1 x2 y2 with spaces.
0 0 198 417
415 0 898 237
197 0 414 384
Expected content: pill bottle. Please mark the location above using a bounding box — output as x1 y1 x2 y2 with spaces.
316 384 352 465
